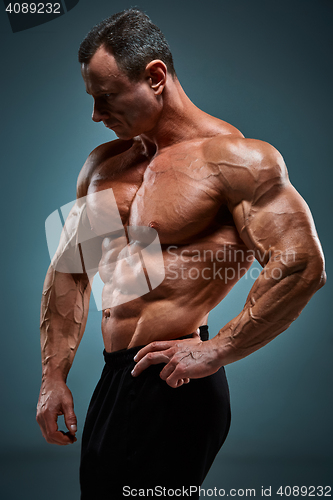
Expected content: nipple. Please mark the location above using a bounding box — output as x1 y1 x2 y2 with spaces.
148 220 159 230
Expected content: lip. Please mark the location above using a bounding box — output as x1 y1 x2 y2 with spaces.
104 122 119 129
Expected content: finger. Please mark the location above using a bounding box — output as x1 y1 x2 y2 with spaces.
63 401 77 436
43 410 58 438
166 364 190 389
168 377 184 389
159 351 192 380
159 358 178 380
134 341 175 363
175 378 190 386
132 352 171 377
42 412 76 445
48 430 77 445
60 430 77 444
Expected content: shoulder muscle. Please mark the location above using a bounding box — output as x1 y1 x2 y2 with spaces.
76 139 134 199
207 137 289 209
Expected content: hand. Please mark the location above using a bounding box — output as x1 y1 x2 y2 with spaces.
36 378 77 445
131 331 222 388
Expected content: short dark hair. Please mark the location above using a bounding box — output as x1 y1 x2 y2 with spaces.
78 8 176 80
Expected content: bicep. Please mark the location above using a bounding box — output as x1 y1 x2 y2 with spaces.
50 200 101 276
232 181 323 266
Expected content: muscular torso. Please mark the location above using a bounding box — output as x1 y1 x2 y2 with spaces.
83 129 253 351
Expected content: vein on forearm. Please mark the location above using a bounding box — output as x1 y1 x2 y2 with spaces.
40 268 90 378
219 251 324 362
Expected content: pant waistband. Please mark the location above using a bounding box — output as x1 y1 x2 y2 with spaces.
103 325 209 368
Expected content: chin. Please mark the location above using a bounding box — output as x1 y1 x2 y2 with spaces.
115 131 136 141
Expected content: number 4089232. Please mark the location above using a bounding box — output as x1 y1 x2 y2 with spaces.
5 3 61 14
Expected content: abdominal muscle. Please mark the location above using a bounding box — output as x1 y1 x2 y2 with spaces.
100 239 253 352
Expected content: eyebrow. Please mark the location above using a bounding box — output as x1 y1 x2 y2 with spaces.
86 88 115 96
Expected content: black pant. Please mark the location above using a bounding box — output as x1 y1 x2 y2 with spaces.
80 326 231 499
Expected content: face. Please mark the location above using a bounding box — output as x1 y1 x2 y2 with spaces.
81 46 162 140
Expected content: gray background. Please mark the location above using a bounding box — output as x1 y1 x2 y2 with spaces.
0 0 332 498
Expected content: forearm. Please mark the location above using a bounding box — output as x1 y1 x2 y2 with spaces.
216 251 326 365
40 266 91 382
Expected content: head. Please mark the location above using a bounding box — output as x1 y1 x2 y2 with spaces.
78 8 176 81
78 9 176 140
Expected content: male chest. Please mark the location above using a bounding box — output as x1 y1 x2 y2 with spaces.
87 149 228 244
129 152 226 244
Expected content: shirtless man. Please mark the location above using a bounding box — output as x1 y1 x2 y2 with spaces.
36 8 326 499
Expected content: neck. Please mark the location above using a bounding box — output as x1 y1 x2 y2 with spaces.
139 77 208 152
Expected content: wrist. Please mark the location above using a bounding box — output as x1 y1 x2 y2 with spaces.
211 329 238 366
41 358 70 382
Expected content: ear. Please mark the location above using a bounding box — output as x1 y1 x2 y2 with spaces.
145 60 167 95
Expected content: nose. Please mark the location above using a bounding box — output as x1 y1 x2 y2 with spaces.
92 100 109 123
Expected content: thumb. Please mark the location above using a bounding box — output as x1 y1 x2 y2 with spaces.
63 399 77 435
